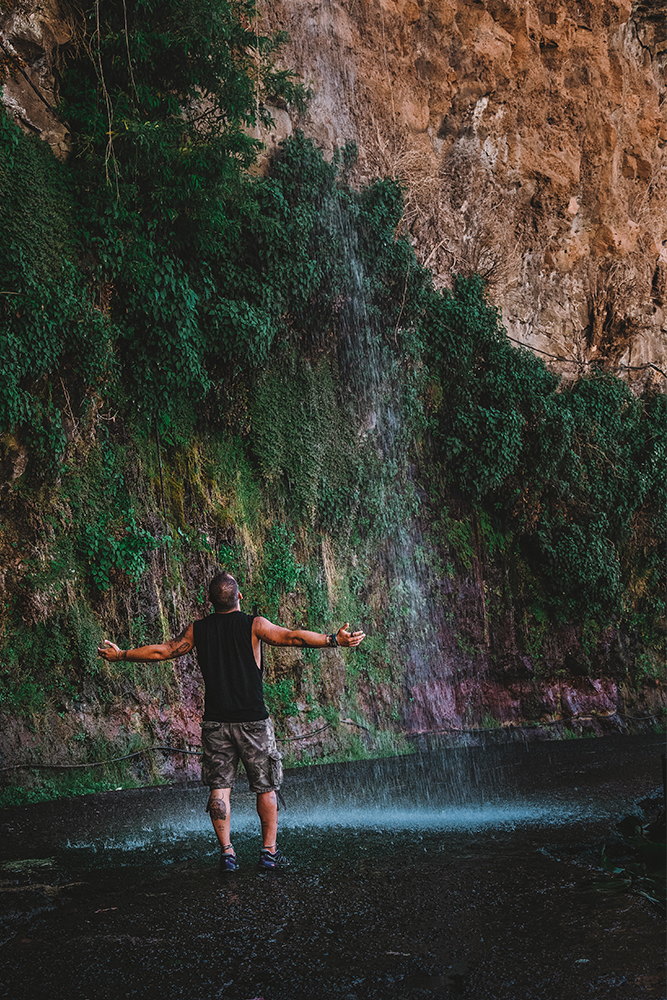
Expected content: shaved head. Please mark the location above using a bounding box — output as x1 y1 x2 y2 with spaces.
209 572 240 612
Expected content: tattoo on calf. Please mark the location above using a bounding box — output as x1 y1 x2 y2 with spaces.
207 799 227 822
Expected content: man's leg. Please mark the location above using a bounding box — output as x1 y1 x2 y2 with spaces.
201 722 239 863
206 788 234 854
256 790 278 849
236 720 288 865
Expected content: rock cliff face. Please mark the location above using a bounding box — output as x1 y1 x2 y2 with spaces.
2 0 665 377
0 0 71 157
0 0 664 798
258 0 666 384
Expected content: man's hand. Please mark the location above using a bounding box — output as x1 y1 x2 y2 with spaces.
97 624 194 663
336 623 366 648
98 640 123 662
252 618 366 653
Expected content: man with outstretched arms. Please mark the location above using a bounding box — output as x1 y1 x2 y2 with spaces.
98 571 365 870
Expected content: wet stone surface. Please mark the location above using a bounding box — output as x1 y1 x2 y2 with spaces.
0 736 664 1000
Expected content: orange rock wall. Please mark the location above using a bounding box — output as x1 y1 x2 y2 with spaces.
259 0 667 384
0 0 72 158
2 0 665 381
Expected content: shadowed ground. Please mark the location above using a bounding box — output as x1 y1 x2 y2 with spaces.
0 736 664 999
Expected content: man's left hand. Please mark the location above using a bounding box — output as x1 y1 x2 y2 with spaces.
98 639 122 661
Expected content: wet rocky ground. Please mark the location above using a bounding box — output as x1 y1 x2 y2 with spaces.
0 736 664 1000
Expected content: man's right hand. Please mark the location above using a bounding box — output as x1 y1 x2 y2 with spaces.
252 617 366 653
336 623 366 648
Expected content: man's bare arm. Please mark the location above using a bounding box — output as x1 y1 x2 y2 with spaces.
252 618 365 649
97 623 195 662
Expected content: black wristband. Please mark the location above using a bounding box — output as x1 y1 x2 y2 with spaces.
328 632 339 648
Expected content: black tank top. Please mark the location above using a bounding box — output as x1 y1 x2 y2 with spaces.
193 611 268 722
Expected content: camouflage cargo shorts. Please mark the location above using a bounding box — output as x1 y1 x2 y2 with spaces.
200 718 283 793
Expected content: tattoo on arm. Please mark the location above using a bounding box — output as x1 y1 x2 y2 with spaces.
121 650 128 661
292 636 308 648
170 625 193 657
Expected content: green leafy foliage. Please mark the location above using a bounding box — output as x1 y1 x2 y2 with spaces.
1 0 310 455
424 277 666 626
0 115 115 464
250 350 364 528
264 525 303 600
62 0 306 222
0 601 100 712
263 678 298 719
81 512 160 591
